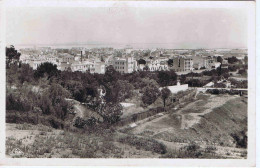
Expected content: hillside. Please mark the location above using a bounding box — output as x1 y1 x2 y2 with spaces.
6 93 247 158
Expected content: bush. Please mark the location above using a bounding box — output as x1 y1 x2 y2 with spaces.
118 135 167 154
231 130 247 148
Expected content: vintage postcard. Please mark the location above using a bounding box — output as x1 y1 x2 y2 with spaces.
0 0 256 167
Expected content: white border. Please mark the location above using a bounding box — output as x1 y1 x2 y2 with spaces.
0 0 256 167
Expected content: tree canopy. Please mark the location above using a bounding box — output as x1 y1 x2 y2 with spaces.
161 87 171 107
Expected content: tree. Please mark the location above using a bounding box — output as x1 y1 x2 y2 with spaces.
138 59 146 65
217 56 223 63
238 69 247 77
141 84 161 106
157 70 177 87
139 78 159 92
115 80 134 102
18 64 34 84
187 79 204 87
6 45 21 67
143 65 149 71
161 87 171 108
41 84 71 120
104 65 120 83
227 56 239 64
34 62 59 79
244 55 248 65
99 102 123 124
167 59 173 67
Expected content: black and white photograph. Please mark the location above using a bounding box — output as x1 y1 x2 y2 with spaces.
0 0 257 166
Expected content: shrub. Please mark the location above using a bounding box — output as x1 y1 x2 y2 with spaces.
205 146 217 153
118 135 167 154
230 130 247 148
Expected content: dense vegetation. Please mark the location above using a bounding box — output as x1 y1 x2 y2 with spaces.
6 46 248 130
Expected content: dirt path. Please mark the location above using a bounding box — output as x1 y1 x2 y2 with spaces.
74 104 84 118
71 103 86 124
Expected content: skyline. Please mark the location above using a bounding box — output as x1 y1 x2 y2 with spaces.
6 7 248 49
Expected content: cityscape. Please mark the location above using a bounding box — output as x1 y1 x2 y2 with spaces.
5 4 249 160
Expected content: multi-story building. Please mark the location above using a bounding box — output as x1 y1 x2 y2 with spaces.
46 56 58 65
94 62 106 74
172 56 193 72
112 57 137 73
193 56 207 69
204 56 216 69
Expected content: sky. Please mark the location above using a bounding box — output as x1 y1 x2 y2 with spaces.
6 6 248 49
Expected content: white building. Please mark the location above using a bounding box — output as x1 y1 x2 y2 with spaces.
161 80 189 94
112 57 137 73
94 62 106 74
28 60 45 70
71 61 95 73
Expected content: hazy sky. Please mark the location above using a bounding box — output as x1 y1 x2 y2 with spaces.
6 7 248 49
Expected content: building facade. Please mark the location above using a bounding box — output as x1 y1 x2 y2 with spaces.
172 56 193 72
112 57 136 73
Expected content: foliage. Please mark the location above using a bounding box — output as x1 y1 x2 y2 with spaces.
244 56 248 65
115 80 135 102
228 66 237 72
18 64 34 84
217 56 223 63
118 135 167 154
99 102 123 124
229 79 247 88
6 126 123 158
238 69 247 77
161 87 171 107
167 59 173 67
6 45 21 67
231 130 247 148
137 59 146 65
187 79 205 87
74 116 97 128
41 84 71 120
227 56 239 64
157 70 177 87
34 62 59 79
141 82 161 106
214 82 226 88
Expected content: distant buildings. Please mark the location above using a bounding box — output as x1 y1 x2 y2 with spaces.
18 47 246 74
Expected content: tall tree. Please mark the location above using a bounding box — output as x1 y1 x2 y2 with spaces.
161 87 171 108
6 45 21 67
141 84 161 106
244 55 248 65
